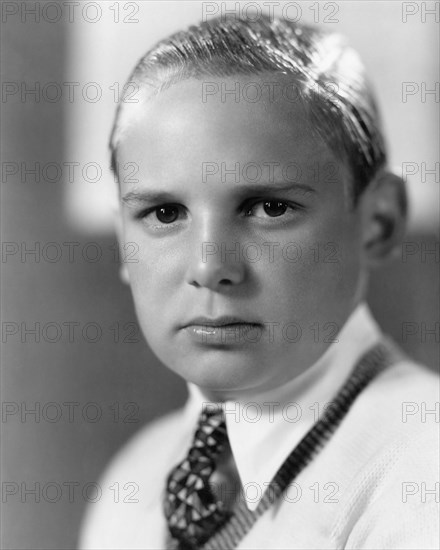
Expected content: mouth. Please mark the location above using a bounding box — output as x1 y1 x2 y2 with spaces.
180 316 263 344
181 316 262 329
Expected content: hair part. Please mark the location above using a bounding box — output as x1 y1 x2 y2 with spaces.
110 15 388 203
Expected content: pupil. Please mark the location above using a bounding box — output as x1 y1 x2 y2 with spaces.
263 201 287 217
156 206 178 223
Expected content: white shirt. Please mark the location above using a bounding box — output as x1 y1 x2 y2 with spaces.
79 304 440 549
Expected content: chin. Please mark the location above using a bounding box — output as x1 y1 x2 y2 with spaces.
173 355 262 393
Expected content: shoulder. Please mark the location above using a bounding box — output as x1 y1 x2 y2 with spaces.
345 354 438 438
331 357 439 549
95 405 192 489
347 354 439 474
105 407 190 474
78 406 191 549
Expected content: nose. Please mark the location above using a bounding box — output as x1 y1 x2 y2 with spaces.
185 225 246 291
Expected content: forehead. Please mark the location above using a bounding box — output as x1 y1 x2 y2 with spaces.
117 74 345 190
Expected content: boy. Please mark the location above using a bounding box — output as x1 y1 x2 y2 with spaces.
79 15 439 550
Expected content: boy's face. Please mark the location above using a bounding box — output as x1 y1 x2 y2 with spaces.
116 75 367 400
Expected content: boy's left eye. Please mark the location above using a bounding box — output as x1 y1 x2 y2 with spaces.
244 200 293 218
155 205 180 224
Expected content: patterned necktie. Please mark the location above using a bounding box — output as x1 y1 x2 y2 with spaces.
164 406 230 549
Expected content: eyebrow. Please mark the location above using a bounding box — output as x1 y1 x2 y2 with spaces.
122 191 178 208
121 183 316 207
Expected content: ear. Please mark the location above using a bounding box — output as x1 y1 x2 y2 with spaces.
113 207 130 285
359 169 408 266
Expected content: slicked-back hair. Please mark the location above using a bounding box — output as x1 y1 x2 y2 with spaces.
110 15 387 203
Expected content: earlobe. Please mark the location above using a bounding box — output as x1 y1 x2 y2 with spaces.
361 170 407 265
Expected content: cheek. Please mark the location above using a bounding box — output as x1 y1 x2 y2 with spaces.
127 248 182 304
262 214 363 315
124 218 184 287
302 214 363 308
124 235 185 332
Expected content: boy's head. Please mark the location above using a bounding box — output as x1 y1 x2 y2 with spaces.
111 15 392 204
111 16 406 399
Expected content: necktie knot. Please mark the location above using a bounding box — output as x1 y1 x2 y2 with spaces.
164 407 229 548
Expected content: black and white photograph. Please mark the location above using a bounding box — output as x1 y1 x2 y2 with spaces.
1 1 439 549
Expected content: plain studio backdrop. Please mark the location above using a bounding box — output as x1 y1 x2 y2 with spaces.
1 1 439 549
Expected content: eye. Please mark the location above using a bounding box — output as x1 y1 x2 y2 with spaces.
135 203 187 228
155 205 180 224
245 200 293 218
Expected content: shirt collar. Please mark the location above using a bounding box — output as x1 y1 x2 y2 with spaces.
184 303 382 510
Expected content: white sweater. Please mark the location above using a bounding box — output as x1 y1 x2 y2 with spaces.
79 310 439 549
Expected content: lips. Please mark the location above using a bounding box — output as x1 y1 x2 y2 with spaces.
181 315 261 329
180 316 264 345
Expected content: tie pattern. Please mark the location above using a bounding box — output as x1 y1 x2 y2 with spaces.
164 406 230 549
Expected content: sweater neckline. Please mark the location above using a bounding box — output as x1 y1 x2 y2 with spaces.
167 337 403 550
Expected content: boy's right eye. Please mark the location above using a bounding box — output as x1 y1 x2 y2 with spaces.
154 205 180 224
136 203 187 227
